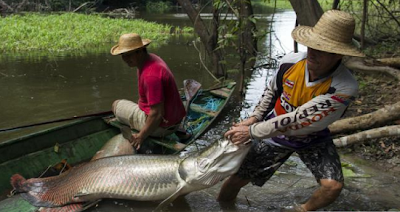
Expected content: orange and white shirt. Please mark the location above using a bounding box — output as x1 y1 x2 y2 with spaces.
249 52 358 149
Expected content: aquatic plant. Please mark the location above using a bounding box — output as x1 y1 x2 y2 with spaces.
0 13 172 53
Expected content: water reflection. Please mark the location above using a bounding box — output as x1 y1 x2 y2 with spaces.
0 35 214 141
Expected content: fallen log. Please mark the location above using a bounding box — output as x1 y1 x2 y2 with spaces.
376 57 400 69
329 101 400 135
334 125 400 147
344 57 400 82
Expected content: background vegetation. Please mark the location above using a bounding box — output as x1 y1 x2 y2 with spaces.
0 13 172 52
0 0 398 58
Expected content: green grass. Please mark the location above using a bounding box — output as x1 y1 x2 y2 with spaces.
0 13 173 53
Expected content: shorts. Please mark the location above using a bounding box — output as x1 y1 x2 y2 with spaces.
236 138 344 186
112 99 178 137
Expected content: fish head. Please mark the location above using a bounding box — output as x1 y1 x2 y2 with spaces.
179 139 251 187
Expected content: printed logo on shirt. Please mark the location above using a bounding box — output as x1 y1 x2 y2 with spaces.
273 99 336 132
280 95 296 113
284 79 295 88
282 91 291 101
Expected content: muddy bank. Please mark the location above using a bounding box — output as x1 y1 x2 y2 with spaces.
339 71 400 176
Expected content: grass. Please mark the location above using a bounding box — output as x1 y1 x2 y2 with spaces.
0 13 173 53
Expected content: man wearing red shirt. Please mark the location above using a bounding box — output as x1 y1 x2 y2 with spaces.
110 33 186 150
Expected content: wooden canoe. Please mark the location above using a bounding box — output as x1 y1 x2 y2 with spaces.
0 82 236 211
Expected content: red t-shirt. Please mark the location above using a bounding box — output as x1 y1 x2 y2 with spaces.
137 53 186 127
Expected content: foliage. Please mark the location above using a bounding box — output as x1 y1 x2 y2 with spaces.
0 13 172 53
145 1 173 13
338 0 400 57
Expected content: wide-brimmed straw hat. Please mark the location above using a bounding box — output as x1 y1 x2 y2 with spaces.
291 10 365 57
110 33 151 55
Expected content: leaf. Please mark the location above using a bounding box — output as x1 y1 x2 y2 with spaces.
248 17 257 24
342 167 357 178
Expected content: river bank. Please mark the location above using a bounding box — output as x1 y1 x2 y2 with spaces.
341 70 400 176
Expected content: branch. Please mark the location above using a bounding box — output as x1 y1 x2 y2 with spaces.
73 1 94 12
0 0 13 12
375 0 400 28
334 125 400 147
192 41 220 83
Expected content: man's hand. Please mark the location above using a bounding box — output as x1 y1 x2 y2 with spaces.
233 116 258 127
130 133 145 150
224 125 251 145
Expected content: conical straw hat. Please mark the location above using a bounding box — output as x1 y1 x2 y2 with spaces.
292 10 365 57
110 33 151 55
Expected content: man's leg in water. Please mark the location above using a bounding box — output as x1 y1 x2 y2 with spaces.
301 179 343 211
217 175 251 201
298 141 344 211
218 139 293 202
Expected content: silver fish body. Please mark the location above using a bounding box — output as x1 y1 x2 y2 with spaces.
11 139 251 210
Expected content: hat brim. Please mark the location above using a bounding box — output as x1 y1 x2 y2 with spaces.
110 39 151 56
292 26 365 57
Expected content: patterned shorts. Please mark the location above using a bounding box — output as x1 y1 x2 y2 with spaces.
236 138 344 186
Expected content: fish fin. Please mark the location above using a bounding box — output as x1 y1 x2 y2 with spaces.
81 199 102 211
38 203 83 212
37 199 101 212
20 193 55 208
155 185 185 212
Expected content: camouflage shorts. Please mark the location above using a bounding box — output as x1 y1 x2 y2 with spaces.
236 138 344 186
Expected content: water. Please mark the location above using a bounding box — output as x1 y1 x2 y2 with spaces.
1 8 399 211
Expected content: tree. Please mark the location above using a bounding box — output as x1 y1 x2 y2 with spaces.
176 0 257 82
176 0 226 77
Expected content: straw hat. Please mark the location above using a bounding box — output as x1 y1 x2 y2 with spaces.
110 33 151 55
291 10 365 57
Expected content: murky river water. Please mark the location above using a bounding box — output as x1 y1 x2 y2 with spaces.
1 9 399 211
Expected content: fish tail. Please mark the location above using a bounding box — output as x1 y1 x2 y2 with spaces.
10 174 27 192
11 174 62 207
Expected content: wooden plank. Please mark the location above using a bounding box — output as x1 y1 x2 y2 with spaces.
210 89 229 98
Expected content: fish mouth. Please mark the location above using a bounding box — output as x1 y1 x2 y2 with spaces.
180 139 251 186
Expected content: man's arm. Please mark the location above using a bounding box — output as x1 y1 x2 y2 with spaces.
250 93 352 139
131 102 164 150
227 93 354 144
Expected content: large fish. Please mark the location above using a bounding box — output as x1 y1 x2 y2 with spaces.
11 139 250 211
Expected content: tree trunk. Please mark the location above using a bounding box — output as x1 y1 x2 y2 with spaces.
289 0 323 26
176 0 225 77
360 0 368 49
329 101 400 135
332 0 340 9
240 0 257 58
334 125 400 147
210 3 225 77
